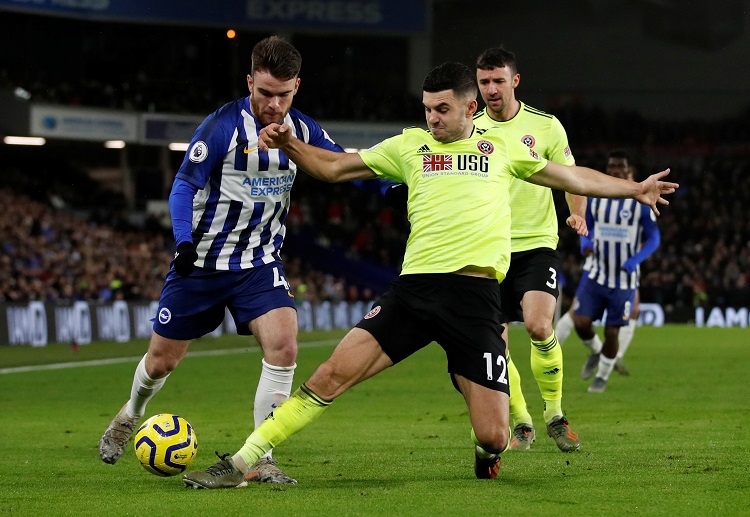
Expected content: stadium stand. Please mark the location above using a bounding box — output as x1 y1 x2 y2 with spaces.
2 10 749 318
3 131 749 316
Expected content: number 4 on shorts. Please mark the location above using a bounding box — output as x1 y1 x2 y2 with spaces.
272 267 290 290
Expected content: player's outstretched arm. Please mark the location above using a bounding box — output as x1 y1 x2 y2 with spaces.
259 123 376 183
527 162 678 216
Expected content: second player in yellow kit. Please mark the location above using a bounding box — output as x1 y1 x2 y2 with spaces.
475 48 586 452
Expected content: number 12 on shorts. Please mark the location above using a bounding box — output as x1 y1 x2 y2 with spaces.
483 353 508 385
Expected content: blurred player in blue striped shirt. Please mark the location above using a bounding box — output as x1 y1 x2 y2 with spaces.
566 150 661 393
99 36 342 484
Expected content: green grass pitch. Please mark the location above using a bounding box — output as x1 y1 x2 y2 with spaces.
1 325 748 516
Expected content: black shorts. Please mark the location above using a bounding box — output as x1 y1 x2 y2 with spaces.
500 248 562 323
356 274 509 394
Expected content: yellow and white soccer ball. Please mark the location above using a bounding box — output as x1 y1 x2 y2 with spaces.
133 413 198 476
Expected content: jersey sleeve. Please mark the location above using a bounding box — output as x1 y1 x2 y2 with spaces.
546 116 575 165
175 111 232 189
506 136 548 180
633 205 661 261
168 178 198 245
582 199 596 254
358 135 407 183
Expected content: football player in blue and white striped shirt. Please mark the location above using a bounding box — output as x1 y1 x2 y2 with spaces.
568 150 661 393
99 36 342 484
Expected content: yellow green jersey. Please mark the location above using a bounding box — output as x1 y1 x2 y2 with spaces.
359 126 546 281
474 102 575 252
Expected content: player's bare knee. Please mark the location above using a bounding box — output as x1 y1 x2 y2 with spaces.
476 427 508 454
525 319 553 342
266 340 297 367
145 354 178 378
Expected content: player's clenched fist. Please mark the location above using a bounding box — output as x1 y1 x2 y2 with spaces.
259 123 291 151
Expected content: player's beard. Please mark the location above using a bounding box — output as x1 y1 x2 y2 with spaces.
485 98 506 121
250 95 289 127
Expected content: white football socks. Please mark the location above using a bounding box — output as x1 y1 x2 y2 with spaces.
597 354 616 381
254 359 296 460
582 333 603 354
617 319 637 360
126 354 169 420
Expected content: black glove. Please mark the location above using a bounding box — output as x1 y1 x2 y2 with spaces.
173 242 198 277
383 183 408 209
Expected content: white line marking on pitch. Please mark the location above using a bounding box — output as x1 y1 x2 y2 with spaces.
0 339 339 375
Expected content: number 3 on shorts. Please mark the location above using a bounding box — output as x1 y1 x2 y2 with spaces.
546 266 557 289
483 353 508 385
272 267 290 290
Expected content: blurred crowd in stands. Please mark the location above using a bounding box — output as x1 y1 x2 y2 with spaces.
3 134 750 318
0 182 387 306
3 15 750 316
555 145 750 316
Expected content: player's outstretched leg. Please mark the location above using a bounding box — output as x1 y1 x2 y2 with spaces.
99 404 139 464
184 384 329 488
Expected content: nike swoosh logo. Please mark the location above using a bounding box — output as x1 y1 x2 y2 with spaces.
244 147 257 154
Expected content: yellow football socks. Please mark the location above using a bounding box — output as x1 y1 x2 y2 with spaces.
235 384 330 468
507 354 534 427
529 332 564 423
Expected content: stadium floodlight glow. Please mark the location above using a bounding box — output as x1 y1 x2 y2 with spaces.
3 136 46 146
104 140 126 149
168 142 190 152
13 87 31 100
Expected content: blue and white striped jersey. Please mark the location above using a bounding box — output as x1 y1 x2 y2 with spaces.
175 97 342 270
583 198 659 290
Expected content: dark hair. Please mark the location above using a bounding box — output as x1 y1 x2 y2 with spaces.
608 148 631 164
251 36 302 80
422 62 477 100
475 47 518 75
